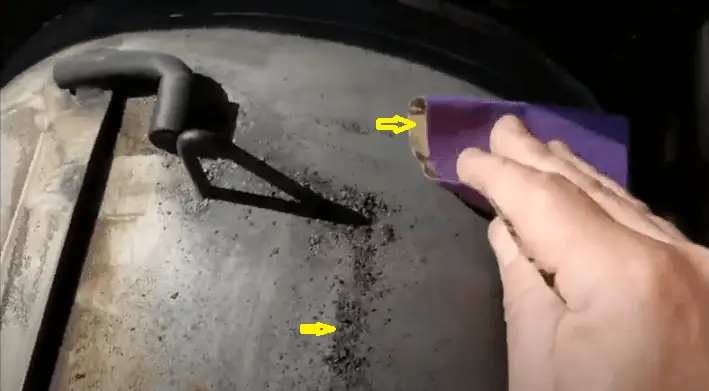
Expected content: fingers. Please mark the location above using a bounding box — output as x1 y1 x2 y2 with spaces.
457 147 627 274
488 218 564 391
489 117 608 203
547 140 687 241
649 216 687 239
488 115 679 244
546 140 646 211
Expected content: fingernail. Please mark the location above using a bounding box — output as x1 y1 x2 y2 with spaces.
497 115 529 134
459 147 483 162
464 147 483 155
457 148 485 185
457 148 486 181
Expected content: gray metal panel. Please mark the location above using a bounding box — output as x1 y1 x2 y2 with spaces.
5 29 507 391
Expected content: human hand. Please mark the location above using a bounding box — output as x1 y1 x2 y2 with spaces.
456 115 709 391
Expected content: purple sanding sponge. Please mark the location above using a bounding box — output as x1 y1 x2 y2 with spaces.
407 95 629 214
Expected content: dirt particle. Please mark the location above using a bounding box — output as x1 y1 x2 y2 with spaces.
339 121 370 135
380 224 396 245
308 234 323 255
170 292 179 300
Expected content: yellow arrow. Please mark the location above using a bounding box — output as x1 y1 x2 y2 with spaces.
376 115 417 134
299 322 337 336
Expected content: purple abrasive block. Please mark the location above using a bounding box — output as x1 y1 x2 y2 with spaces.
424 95 629 213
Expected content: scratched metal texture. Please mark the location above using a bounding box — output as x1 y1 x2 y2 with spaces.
0 56 114 391
5 29 509 391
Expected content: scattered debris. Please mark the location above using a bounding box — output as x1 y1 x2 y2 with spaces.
308 234 323 256
290 170 398 391
380 224 396 245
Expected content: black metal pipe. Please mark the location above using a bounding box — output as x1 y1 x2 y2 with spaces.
52 49 193 152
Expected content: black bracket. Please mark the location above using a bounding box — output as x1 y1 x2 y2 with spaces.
52 49 369 225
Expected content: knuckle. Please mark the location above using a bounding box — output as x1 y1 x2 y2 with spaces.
584 177 613 199
548 139 572 154
537 152 563 172
528 171 571 207
487 156 519 190
625 242 677 296
605 180 648 209
538 170 571 189
497 114 526 130
631 199 651 213
650 215 686 239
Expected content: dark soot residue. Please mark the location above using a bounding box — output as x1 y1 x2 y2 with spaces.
292 169 397 390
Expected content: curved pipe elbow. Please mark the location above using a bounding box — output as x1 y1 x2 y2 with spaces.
52 49 193 152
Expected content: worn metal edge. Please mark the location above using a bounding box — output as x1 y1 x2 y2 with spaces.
0 72 112 391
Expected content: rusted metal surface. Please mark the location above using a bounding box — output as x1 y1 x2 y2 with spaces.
0 66 112 391
6 29 508 391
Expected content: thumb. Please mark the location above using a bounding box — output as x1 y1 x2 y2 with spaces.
488 217 565 391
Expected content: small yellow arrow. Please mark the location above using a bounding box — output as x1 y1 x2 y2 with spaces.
375 115 417 134
300 322 337 336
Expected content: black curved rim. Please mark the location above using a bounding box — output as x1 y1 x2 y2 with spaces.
1 0 599 109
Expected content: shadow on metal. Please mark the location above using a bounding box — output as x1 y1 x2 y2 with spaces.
21 93 125 391
52 50 371 225
177 130 371 225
